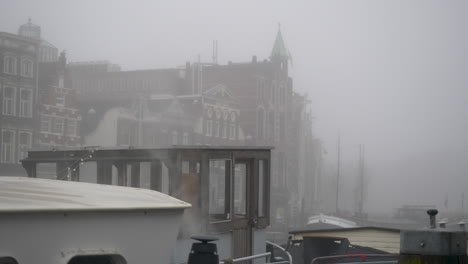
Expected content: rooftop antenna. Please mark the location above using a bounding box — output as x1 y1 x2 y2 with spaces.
336 130 341 214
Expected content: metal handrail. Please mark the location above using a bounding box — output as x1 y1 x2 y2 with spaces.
266 240 293 264
220 252 271 263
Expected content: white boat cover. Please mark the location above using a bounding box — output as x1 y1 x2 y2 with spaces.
0 176 190 212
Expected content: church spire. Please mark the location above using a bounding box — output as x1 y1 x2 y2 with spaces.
270 23 289 60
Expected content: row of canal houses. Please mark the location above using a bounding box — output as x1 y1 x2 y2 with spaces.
0 19 322 232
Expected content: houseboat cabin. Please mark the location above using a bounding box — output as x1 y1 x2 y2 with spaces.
0 177 190 264
21 146 272 263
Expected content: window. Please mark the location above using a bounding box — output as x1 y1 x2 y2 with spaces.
234 163 247 216
229 124 236 140
209 159 231 221
3 86 16 115
205 119 212 136
1 129 16 163
53 117 65 134
56 92 65 106
41 115 52 133
258 160 267 217
214 121 220 137
19 88 33 117
3 56 17 74
18 131 32 163
172 131 178 145
66 119 77 136
20 58 34 77
182 132 189 145
222 122 227 139
257 108 265 139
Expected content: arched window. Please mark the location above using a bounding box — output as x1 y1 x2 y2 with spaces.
21 58 34 77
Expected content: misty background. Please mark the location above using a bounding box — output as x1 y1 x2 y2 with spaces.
1 0 467 216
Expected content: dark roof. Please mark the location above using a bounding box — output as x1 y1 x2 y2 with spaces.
289 226 401 235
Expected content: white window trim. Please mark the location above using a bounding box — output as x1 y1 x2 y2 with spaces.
3 56 17 75
20 58 34 78
2 86 16 116
206 119 213 137
53 116 65 135
19 88 33 118
1 129 16 163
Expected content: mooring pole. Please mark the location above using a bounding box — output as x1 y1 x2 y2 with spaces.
399 209 467 264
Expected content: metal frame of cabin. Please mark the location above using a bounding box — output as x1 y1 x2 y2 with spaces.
22 145 272 261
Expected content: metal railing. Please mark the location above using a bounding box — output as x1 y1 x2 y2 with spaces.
219 240 293 264
266 240 293 264
220 252 271 264
310 254 398 264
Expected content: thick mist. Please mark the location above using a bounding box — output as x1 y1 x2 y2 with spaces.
2 0 468 217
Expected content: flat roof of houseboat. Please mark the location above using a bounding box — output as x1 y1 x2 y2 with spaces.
28 145 275 152
0 177 190 213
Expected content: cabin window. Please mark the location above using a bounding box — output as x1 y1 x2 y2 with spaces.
68 254 127 264
258 160 267 217
0 257 18 264
209 159 231 221
234 163 247 216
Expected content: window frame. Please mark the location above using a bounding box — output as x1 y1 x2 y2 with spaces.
52 116 65 135
66 119 78 136
1 129 16 163
2 86 16 116
41 115 52 133
20 58 34 78
19 88 33 118
3 56 17 75
208 159 232 223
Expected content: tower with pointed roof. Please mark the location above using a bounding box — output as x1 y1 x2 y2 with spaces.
270 24 290 77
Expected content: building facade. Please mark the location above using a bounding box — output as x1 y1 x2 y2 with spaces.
0 31 39 175
37 51 81 149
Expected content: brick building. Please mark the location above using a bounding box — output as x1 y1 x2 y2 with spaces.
68 28 319 230
0 30 39 175
37 52 81 149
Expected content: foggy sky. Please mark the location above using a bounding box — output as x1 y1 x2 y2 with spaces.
1 0 468 215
